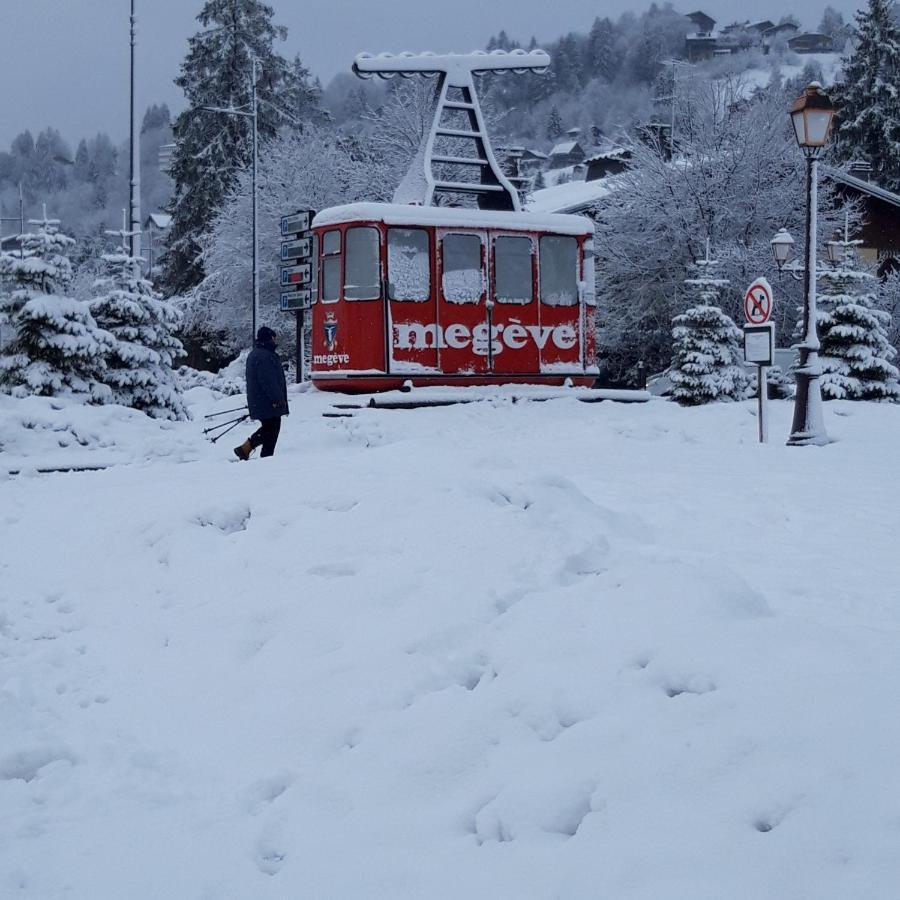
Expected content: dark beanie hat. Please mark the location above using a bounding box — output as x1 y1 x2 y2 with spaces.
257 326 276 343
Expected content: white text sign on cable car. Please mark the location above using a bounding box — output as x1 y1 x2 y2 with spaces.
744 277 774 325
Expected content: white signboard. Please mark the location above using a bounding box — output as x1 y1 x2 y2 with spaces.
280 289 312 311
281 237 312 261
743 323 775 366
280 262 312 287
281 210 312 236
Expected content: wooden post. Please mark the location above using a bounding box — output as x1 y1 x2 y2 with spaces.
295 309 303 384
758 365 768 443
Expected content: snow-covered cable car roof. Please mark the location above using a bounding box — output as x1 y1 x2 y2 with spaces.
312 203 594 236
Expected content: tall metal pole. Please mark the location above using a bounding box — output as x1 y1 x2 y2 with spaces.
251 56 259 344
788 155 828 446
129 0 142 260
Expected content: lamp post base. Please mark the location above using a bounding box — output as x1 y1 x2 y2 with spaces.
787 354 829 446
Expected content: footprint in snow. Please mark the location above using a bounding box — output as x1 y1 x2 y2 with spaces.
307 562 357 578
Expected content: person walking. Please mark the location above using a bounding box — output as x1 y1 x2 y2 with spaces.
234 326 289 460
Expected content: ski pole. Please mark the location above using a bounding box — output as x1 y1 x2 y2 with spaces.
208 416 249 444
202 414 247 436
204 405 249 419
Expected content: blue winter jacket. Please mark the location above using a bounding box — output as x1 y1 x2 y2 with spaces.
246 339 289 420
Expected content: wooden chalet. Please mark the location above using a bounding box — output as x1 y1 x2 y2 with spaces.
827 169 900 274
585 148 631 181
788 32 834 53
548 140 586 170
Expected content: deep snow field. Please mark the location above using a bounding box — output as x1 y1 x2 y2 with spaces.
1 386 899 899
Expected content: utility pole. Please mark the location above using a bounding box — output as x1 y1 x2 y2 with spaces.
251 56 259 343
129 0 142 260
201 57 261 345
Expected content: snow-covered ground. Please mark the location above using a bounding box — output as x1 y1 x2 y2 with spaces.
2 388 900 898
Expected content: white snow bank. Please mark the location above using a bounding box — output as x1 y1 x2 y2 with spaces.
1 393 899 898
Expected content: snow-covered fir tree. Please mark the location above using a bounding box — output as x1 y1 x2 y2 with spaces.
817 249 900 400
0 216 110 400
670 260 750 405
161 0 320 296
90 227 188 420
832 0 900 191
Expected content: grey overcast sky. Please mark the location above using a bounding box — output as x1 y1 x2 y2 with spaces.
0 0 866 148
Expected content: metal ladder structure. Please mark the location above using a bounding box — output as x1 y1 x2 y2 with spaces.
353 50 550 211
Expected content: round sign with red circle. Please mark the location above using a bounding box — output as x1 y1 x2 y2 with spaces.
744 278 773 325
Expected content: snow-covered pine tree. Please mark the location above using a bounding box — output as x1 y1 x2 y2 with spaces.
832 0 900 191
670 260 750 405
0 216 110 401
90 223 188 420
817 249 900 400
161 0 320 296
546 106 564 141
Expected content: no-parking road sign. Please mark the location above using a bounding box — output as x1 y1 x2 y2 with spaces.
744 277 774 325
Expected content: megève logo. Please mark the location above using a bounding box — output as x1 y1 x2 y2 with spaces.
393 322 577 356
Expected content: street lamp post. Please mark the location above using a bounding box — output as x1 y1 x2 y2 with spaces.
201 57 260 346
129 0 142 260
786 82 836 447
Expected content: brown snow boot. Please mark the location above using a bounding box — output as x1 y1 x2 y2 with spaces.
233 439 253 461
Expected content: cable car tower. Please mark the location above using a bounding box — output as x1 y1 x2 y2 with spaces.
353 49 550 211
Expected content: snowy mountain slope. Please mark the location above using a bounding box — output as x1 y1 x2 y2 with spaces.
1 391 899 898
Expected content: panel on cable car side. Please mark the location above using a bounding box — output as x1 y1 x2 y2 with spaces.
489 231 540 376
435 229 490 377
582 235 599 377
537 233 582 376
310 224 386 385
386 225 439 376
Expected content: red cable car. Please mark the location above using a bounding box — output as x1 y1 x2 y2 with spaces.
308 203 597 392
297 50 598 394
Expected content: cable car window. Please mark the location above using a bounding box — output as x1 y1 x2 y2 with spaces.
493 236 533 304
344 226 381 301
321 230 340 303
441 233 483 304
388 228 430 301
539 235 578 306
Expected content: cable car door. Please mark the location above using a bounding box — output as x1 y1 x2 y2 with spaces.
537 234 582 373
489 232 539 375
386 226 439 374
436 230 489 375
312 226 385 375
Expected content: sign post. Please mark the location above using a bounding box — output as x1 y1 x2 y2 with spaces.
743 277 775 444
279 210 316 383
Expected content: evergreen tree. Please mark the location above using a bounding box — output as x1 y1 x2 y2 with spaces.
546 106 564 141
0 216 110 400
90 236 188 420
832 0 900 190
161 0 319 296
817 249 900 400
670 262 750 405
585 17 618 82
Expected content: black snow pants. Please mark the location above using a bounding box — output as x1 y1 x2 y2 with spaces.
249 417 282 457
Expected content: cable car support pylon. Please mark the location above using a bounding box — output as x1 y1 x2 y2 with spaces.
353 49 550 211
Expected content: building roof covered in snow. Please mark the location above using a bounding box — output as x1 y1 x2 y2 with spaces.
145 213 172 230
